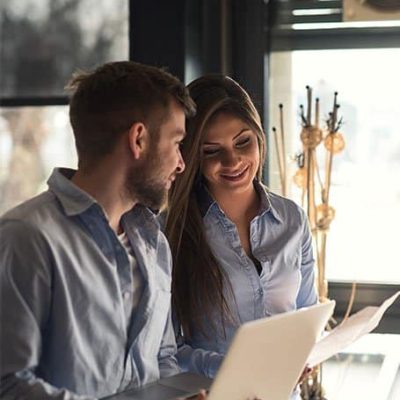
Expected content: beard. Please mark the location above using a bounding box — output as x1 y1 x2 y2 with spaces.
125 149 168 211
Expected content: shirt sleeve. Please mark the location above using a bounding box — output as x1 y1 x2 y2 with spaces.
173 319 223 379
0 219 95 400
296 210 319 308
157 307 180 378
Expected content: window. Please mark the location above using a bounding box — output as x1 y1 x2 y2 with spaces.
0 107 76 214
269 48 400 284
0 0 129 213
1 0 128 99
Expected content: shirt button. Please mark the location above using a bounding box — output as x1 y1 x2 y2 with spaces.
123 292 130 300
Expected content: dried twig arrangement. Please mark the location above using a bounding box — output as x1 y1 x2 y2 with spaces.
272 104 287 197
273 87 356 400
273 86 345 301
297 86 345 301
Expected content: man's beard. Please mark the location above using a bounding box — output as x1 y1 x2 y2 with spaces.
125 150 167 211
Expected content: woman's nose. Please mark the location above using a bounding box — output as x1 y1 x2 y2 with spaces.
176 151 185 174
221 149 239 167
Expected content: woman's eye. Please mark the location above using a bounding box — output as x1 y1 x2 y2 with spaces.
203 148 220 157
236 137 251 147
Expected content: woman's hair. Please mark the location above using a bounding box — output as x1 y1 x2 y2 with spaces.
165 75 266 338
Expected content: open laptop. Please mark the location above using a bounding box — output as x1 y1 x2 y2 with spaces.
104 301 335 400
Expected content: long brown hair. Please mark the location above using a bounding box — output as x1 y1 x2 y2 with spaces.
165 75 266 338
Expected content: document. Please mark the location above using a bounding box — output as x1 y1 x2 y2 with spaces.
307 290 400 367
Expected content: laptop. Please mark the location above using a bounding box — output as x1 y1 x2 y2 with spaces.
104 301 335 400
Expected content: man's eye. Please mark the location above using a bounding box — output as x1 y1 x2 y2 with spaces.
236 137 250 148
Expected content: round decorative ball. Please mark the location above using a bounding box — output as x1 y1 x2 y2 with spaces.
300 126 322 148
316 204 336 230
324 132 345 153
293 168 307 189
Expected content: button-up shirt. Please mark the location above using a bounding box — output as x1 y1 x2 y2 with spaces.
176 182 318 392
0 168 179 400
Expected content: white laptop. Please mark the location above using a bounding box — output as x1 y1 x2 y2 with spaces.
104 301 335 400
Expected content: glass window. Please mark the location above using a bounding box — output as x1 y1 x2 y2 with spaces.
322 333 400 399
0 106 77 214
269 48 400 284
0 0 129 98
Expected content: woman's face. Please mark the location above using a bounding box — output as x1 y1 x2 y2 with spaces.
201 112 260 197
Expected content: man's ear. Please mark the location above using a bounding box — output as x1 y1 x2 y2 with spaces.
128 122 148 160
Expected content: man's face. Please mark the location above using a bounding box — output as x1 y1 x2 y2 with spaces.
126 101 186 209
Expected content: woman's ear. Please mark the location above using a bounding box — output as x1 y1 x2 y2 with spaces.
128 122 148 160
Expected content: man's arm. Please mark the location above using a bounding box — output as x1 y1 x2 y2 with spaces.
0 220 94 400
157 307 180 378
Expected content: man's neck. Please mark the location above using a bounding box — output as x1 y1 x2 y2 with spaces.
71 164 135 234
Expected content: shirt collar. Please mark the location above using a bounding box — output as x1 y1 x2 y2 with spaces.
254 180 283 223
47 168 98 216
48 168 159 230
196 180 283 223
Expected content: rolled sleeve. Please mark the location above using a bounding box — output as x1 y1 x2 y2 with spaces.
177 342 223 379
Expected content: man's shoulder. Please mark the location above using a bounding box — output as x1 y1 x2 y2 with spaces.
0 191 60 232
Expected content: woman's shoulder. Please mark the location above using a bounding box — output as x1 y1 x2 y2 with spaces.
259 184 307 223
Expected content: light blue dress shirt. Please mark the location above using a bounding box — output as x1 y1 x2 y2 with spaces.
0 168 179 400
176 182 318 397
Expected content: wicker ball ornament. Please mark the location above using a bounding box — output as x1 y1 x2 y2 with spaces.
293 168 307 189
316 204 336 230
300 126 323 148
324 132 345 154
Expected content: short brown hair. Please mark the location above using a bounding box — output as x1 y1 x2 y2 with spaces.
66 61 195 168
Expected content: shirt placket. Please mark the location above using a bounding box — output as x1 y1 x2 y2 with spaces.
219 213 264 320
250 218 268 317
109 231 138 390
81 208 137 388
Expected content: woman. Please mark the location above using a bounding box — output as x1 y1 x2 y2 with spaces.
165 75 317 389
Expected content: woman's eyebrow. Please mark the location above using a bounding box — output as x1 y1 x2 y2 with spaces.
233 128 251 140
203 128 251 145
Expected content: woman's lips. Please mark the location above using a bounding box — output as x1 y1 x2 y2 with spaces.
220 166 249 182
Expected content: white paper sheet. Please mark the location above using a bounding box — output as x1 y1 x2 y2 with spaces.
307 291 400 367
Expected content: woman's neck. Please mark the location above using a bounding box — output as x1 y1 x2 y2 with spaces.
212 184 260 225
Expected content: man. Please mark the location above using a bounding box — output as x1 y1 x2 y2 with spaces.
0 61 196 399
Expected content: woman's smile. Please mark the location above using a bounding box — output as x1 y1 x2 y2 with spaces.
201 113 260 196
220 165 250 182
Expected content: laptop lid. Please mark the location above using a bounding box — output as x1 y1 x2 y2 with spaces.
208 301 335 400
